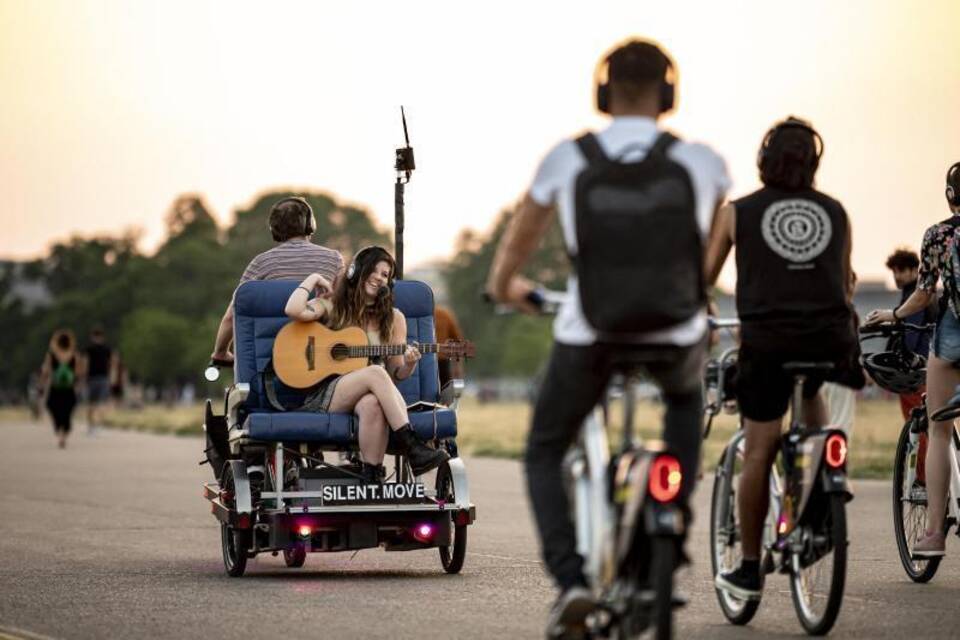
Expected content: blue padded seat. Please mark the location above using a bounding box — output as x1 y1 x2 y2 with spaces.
232 279 457 445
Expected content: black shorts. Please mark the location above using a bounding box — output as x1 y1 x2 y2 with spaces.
735 345 829 422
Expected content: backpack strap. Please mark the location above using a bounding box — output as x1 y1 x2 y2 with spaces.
648 131 679 157
262 360 295 412
575 133 607 164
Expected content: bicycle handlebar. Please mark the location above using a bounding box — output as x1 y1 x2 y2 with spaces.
858 321 935 337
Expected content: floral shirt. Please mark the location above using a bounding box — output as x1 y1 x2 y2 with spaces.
918 219 960 316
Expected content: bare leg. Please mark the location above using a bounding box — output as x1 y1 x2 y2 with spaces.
327 366 410 429
738 417 782 559
355 393 388 465
924 355 960 533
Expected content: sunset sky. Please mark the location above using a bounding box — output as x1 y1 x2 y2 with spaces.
2 0 959 289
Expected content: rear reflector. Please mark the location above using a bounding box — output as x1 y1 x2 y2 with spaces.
649 455 682 503
825 433 848 468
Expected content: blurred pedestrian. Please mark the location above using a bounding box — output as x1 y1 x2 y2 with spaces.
40 329 79 448
83 326 117 435
434 305 465 389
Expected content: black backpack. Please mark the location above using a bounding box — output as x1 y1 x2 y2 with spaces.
572 131 704 337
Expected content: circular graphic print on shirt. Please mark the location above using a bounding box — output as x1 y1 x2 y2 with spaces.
761 199 832 263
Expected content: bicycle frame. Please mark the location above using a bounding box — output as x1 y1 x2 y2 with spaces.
569 406 615 586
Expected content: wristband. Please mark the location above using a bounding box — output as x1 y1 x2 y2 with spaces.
297 286 312 295
892 307 900 321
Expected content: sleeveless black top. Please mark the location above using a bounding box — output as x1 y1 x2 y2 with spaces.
734 186 852 349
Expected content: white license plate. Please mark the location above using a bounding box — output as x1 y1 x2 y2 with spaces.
321 482 427 505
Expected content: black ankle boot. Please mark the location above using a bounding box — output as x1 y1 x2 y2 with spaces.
394 425 449 476
360 462 385 484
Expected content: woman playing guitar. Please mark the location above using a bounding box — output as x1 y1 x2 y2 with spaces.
284 245 449 483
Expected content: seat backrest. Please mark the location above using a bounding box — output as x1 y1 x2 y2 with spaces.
232 279 440 411
392 280 440 404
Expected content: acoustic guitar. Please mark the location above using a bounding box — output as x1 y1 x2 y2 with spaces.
272 322 475 389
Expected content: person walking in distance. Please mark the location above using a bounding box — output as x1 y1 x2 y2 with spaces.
83 326 117 435
41 329 80 449
487 39 730 635
866 162 960 557
707 117 863 599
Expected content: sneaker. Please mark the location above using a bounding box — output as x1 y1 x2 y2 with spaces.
913 531 946 558
715 565 762 601
545 585 594 639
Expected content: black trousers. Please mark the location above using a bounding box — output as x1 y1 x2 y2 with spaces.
525 338 706 589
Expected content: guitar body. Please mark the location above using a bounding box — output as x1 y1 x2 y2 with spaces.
273 323 370 389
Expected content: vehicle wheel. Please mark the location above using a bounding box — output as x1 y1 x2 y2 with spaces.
436 461 467 574
283 545 307 568
710 447 761 625
220 464 252 577
789 494 847 635
893 420 942 583
650 536 675 640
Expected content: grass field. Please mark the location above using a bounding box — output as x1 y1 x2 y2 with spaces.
5 396 903 479
44 395 909 480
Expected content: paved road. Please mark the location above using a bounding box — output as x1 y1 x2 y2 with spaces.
0 420 957 639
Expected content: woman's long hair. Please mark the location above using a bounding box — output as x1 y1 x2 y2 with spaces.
49 329 76 357
327 249 395 342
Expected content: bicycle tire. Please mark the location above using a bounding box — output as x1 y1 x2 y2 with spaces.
892 419 941 582
651 536 675 640
710 447 761 625
789 493 847 636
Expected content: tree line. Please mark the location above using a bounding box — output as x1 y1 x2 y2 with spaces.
0 189 567 399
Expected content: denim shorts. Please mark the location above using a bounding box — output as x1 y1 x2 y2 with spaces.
932 311 960 362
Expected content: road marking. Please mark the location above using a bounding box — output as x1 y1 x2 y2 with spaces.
0 625 58 640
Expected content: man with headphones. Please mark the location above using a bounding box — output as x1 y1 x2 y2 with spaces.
705 117 861 599
486 39 730 634
210 196 344 364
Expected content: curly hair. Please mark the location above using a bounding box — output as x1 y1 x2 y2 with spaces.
886 248 920 272
327 249 395 343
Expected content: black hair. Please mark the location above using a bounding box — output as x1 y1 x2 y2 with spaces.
759 123 819 190
607 41 670 102
886 249 920 272
268 197 312 242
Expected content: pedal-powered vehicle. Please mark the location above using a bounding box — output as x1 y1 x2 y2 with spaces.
708 318 852 636
860 321 960 583
201 279 475 577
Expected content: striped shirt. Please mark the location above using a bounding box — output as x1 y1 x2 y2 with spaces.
239 239 343 286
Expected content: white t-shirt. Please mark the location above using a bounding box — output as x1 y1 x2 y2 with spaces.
529 116 731 346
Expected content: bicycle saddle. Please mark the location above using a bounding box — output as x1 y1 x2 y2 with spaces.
781 361 835 375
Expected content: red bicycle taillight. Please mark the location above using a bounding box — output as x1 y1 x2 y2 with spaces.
649 455 682 503
825 433 848 469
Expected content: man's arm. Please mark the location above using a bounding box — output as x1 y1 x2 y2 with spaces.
211 302 235 362
485 193 555 307
704 201 735 287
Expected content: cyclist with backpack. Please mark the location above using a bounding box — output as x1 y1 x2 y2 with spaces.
705 117 862 599
40 329 80 449
865 161 960 557
486 39 730 635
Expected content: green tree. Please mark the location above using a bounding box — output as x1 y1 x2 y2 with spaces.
445 205 570 377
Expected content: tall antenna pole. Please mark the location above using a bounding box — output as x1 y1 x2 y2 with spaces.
394 106 415 280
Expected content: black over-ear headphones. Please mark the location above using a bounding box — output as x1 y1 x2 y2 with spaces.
595 40 675 115
271 196 316 237
346 245 396 289
946 162 960 207
756 116 825 172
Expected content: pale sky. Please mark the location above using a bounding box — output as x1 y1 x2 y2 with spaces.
2 0 959 289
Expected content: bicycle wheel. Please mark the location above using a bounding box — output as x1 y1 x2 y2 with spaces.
789 494 847 636
710 446 761 625
650 536 675 640
892 419 942 582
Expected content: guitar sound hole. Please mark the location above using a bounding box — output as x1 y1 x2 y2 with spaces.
330 343 349 361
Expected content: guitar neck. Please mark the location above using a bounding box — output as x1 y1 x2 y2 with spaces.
346 343 440 358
